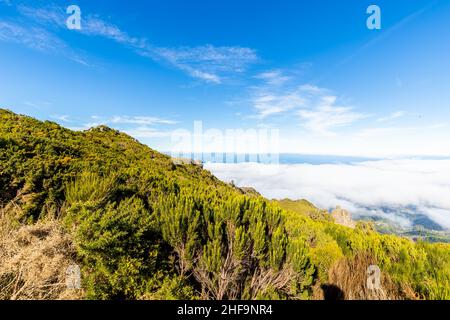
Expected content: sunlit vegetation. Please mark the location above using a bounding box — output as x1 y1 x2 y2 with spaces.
1 109 449 300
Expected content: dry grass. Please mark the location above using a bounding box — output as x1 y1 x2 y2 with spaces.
0 206 84 300
314 252 417 300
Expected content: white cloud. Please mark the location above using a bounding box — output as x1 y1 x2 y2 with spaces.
23 102 40 109
16 5 136 46
252 91 306 119
0 20 87 64
249 80 320 119
59 114 177 136
155 45 258 84
249 74 367 134
79 115 176 129
64 120 174 140
81 16 147 50
255 70 291 86
80 17 259 83
110 116 177 126
52 115 70 122
124 127 173 138
298 84 323 94
206 159 450 230
11 4 258 83
17 4 66 28
377 111 405 122
299 101 367 136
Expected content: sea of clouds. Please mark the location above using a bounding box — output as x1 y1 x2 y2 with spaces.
205 159 450 230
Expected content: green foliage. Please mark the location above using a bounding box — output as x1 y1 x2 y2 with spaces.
280 199 450 299
1 109 449 300
65 171 118 205
143 275 196 300
66 197 164 299
415 242 450 299
156 191 302 299
276 198 332 222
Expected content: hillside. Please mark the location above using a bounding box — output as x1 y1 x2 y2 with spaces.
1 109 449 300
276 199 450 243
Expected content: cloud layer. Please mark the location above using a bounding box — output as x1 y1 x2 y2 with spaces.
206 159 450 230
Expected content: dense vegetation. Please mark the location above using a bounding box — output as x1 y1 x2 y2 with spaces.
1 109 449 300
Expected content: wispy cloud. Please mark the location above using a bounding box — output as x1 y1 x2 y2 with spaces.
5 3 258 83
249 70 367 134
377 111 405 122
78 15 258 83
17 4 66 28
124 126 173 139
254 70 291 86
0 20 87 64
17 4 139 46
249 75 311 119
61 114 177 133
79 17 258 83
155 45 258 84
80 115 177 127
23 101 52 109
110 115 177 126
298 96 367 136
252 90 305 119
67 123 173 140
81 16 148 49
51 114 70 122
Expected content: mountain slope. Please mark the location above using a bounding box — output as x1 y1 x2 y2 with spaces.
1 109 449 300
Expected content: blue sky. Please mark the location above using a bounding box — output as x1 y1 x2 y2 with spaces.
1 0 450 157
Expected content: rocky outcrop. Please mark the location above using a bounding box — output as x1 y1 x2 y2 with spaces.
331 206 356 228
172 157 204 168
238 187 261 197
